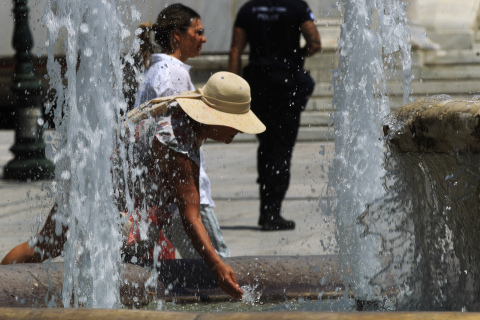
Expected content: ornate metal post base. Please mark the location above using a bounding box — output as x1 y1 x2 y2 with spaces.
4 0 54 180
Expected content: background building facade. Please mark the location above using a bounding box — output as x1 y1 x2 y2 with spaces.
1 0 480 137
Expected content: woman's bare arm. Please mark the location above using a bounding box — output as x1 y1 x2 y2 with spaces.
152 140 243 299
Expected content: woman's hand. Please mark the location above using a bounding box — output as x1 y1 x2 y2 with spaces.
213 261 244 300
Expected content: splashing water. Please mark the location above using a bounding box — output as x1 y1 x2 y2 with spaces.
241 284 262 305
329 0 411 302
43 0 139 308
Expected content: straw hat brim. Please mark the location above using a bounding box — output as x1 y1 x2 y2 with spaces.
176 96 266 134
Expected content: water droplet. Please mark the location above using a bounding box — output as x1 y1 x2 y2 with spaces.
84 48 93 57
80 23 89 33
61 170 71 180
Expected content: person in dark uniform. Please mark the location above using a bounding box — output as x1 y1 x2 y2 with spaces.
229 0 321 231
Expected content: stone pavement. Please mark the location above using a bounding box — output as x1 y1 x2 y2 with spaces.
0 130 338 261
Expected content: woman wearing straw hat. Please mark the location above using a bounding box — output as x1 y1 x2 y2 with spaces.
1 71 265 300
132 3 233 261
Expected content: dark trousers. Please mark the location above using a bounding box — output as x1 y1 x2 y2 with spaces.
244 66 312 221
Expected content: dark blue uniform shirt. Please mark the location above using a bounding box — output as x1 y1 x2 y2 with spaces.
234 0 315 70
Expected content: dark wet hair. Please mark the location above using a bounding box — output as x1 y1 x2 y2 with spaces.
136 3 200 68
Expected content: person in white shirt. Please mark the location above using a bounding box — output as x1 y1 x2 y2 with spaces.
134 4 231 259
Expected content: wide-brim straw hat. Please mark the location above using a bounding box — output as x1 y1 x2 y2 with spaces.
128 71 266 134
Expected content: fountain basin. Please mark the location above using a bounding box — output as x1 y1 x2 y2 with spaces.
380 96 480 309
384 96 480 153
0 256 349 308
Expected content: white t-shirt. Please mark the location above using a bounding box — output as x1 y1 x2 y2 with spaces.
135 53 215 207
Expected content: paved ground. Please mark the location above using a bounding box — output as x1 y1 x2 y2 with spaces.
0 130 338 261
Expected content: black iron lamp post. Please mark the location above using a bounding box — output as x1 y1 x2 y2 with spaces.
4 0 55 180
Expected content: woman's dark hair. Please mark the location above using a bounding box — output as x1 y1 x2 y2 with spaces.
136 3 200 68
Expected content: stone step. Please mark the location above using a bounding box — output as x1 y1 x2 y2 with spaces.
309 76 480 99
304 49 480 88
393 79 480 96
304 97 333 112
416 64 480 81
422 49 480 65
301 111 332 126
206 125 333 143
